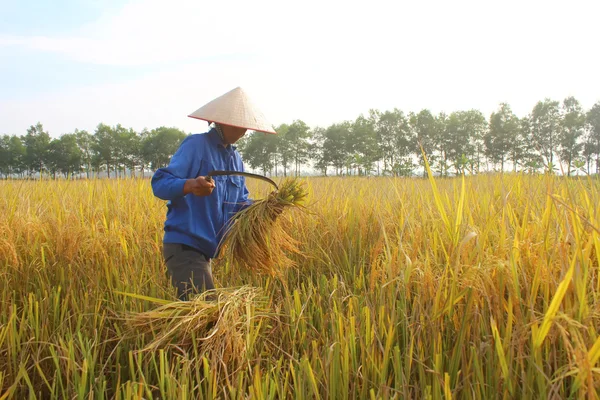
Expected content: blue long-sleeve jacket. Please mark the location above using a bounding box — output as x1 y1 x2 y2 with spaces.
151 128 252 258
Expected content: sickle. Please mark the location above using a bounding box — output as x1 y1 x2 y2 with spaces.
205 170 279 190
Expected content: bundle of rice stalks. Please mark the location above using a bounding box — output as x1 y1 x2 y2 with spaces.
218 177 308 276
121 286 268 370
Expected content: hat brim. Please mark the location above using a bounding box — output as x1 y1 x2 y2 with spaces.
188 115 277 135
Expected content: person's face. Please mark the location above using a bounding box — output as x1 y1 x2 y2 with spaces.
221 124 247 144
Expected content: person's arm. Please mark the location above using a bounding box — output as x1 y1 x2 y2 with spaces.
151 136 213 200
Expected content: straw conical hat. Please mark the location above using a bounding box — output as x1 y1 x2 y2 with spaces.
188 87 276 134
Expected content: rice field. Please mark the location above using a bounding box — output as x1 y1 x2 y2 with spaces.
1 173 599 399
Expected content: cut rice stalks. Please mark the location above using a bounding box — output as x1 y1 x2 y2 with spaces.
120 286 269 370
218 177 308 276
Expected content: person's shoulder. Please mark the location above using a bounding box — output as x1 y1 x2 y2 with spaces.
180 132 209 147
188 132 209 141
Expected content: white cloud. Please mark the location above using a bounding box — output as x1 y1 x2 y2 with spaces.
1 0 599 136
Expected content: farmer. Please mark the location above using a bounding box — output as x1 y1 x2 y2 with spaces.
151 87 277 300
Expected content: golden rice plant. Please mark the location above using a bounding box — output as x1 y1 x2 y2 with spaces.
1 174 600 399
120 286 269 370
217 177 308 276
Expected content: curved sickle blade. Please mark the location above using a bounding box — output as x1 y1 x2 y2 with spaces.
206 170 279 190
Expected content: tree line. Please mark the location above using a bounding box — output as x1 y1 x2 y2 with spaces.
0 124 187 178
239 97 600 177
1 96 600 178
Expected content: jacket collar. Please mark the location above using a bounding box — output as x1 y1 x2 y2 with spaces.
207 128 236 150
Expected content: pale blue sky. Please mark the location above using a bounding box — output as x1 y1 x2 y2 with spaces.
0 0 194 98
0 0 116 35
1 0 599 138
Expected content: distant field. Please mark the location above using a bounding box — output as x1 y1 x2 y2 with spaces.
1 175 599 399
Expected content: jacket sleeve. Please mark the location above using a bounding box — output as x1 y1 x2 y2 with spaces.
151 135 202 201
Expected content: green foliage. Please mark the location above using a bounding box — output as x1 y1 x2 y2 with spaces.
285 120 311 176
373 108 414 175
3 97 600 178
47 134 82 177
485 103 519 171
23 122 51 175
445 110 486 175
316 121 352 175
92 123 116 177
0 135 9 176
530 99 561 166
352 114 379 175
409 109 439 176
585 102 600 174
141 126 187 170
560 96 586 175
240 131 279 175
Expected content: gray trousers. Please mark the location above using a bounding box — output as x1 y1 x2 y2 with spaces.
163 243 215 300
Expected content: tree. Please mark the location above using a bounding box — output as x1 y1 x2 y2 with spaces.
310 127 328 176
47 139 61 178
485 103 519 171
93 123 116 177
0 136 9 177
47 134 82 178
318 122 352 175
435 112 450 176
518 117 542 173
409 110 437 177
464 110 487 174
7 136 26 176
269 124 289 176
284 120 311 176
444 110 486 175
374 108 413 175
530 99 561 168
239 131 278 175
559 96 585 175
142 127 187 170
75 129 94 178
113 125 140 177
507 117 527 172
352 114 379 175
23 122 51 176
585 102 600 174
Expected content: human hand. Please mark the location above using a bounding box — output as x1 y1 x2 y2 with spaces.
184 176 215 196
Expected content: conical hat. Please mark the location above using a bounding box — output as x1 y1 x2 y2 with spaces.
188 87 276 134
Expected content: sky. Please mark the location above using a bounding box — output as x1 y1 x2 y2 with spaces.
1 0 599 138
